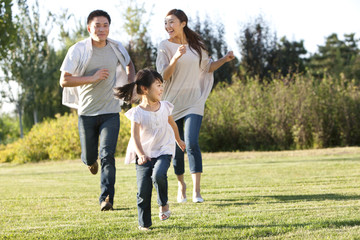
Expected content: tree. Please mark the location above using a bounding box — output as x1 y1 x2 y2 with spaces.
238 15 308 82
0 0 62 135
273 37 307 78
309 33 360 81
123 0 156 71
0 0 18 60
237 15 276 82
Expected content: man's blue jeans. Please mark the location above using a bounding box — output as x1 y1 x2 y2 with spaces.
78 113 119 205
136 154 171 228
173 114 203 175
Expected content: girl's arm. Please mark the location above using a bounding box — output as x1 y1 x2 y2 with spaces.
131 121 151 165
208 51 235 72
168 116 186 151
162 45 187 80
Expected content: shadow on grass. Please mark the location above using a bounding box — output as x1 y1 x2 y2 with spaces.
112 207 132 211
260 193 360 202
155 219 360 238
211 198 255 207
211 219 360 230
263 156 360 164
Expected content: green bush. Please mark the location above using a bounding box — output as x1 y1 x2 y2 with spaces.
200 74 360 151
2 73 360 163
0 114 20 145
0 112 131 163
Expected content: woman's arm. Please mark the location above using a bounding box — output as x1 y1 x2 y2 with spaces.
208 51 235 72
162 45 187 80
168 116 186 151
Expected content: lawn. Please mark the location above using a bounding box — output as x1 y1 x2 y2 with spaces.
1 147 360 239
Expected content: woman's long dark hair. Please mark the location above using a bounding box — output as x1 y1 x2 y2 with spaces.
114 69 163 103
167 9 207 66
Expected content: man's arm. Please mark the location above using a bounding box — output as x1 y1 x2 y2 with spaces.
126 60 136 83
59 69 109 87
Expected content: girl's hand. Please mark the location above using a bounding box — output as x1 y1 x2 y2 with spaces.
224 51 235 62
174 45 186 60
177 140 186 152
138 155 151 165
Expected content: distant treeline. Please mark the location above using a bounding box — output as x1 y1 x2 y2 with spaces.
0 0 359 150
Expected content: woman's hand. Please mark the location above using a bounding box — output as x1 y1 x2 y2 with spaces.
224 51 235 62
138 155 151 165
174 45 187 60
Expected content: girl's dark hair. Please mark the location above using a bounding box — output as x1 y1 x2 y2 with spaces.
167 9 207 65
87 10 111 25
114 69 163 103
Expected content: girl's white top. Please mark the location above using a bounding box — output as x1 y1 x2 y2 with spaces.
124 101 176 164
156 40 214 121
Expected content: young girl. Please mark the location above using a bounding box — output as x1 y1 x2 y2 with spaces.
114 69 186 231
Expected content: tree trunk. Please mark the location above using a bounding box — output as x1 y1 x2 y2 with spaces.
17 103 24 138
33 108 38 124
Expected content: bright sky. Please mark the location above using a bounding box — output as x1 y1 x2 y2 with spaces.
2 0 360 114
31 0 360 55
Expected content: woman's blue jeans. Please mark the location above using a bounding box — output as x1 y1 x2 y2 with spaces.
78 113 119 205
136 154 171 228
173 114 203 175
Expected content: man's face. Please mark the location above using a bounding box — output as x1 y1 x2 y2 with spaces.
87 16 110 43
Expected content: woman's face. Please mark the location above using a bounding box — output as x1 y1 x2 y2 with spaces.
164 14 185 40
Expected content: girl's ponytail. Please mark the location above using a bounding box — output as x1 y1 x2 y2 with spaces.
114 82 136 103
114 68 163 103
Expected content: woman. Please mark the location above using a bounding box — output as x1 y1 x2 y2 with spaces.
156 9 235 203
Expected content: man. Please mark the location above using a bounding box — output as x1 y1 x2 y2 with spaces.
60 10 135 211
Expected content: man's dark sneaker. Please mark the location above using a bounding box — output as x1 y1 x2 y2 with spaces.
88 161 98 175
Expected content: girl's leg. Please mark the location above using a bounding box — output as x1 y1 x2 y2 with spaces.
184 114 203 200
173 118 187 201
136 161 153 228
152 155 171 208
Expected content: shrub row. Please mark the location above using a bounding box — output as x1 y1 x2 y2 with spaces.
200 74 360 151
1 74 359 163
0 112 131 163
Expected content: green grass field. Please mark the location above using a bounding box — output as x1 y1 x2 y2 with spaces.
1 147 360 239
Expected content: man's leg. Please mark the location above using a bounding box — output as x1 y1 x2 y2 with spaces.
78 115 99 173
98 113 119 208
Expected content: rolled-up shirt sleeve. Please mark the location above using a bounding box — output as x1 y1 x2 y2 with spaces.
156 42 170 76
60 45 81 75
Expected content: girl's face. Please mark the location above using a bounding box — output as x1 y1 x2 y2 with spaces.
146 79 163 102
164 14 186 40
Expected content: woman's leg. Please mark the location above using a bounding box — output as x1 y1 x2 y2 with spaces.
173 117 187 201
184 114 203 201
